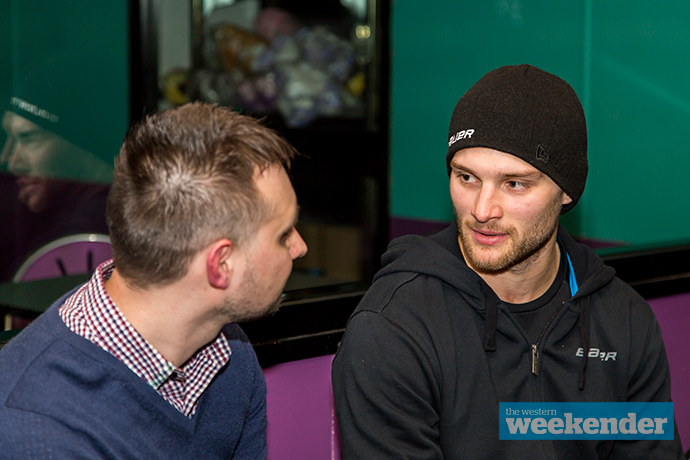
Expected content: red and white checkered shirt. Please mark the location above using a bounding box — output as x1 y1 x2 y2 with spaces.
59 260 232 418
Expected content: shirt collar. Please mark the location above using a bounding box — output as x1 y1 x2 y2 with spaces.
60 260 232 406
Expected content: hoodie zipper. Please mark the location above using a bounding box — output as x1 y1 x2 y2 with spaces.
531 301 568 376
531 250 580 376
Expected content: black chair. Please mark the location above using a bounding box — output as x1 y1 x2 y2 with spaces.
0 329 23 350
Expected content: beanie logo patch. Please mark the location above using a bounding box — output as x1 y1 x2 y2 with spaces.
536 145 549 162
10 97 59 123
448 129 475 147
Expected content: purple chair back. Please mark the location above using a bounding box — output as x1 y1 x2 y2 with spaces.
648 292 690 451
263 354 340 460
13 234 112 283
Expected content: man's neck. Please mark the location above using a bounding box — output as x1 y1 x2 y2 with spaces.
473 237 561 304
104 268 224 368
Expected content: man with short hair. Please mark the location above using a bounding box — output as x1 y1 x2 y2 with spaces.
0 102 307 458
332 65 684 458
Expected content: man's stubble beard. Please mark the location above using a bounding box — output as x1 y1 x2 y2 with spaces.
216 267 283 324
455 193 563 275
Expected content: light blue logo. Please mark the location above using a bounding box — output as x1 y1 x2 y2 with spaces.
499 402 674 440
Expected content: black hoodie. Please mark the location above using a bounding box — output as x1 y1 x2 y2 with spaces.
332 224 684 459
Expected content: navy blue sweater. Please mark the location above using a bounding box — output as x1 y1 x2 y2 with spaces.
0 290 267 459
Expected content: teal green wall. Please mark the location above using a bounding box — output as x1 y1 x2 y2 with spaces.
0 2 11 149
2 0 129 184
391 0 690 246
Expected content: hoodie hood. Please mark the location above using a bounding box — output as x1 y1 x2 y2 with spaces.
375 225 486 307
377 224 615 303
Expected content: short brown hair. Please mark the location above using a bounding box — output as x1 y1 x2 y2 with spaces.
106 102 296 288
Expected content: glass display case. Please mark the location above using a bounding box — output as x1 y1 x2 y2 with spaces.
161 0 380 129
1 0 388 359
135 0 390 291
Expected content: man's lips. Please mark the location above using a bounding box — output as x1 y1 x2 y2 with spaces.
15 176 41 193
471 228 509 246
16 176 41 188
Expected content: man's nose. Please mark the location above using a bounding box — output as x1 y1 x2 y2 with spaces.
6 145 31 174
0 138 16 166
1 140 28 174
289 229 308 260
471 186 503 223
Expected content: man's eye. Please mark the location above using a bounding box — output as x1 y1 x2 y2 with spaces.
507 181 526 190
281 229 293 243
19 131 47 145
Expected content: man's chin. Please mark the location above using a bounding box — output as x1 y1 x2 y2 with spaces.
466 252 514 274
263 297 283 317
460 232 510 272
239 296 282 323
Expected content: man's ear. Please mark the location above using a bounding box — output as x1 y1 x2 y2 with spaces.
562 193 573 206
207 239 234 289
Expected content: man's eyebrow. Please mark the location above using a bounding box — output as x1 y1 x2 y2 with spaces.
449 161 476 174
497 170 544 181
16 127 43 138
285 205 300 232
293 205 300 226
450 161 543 181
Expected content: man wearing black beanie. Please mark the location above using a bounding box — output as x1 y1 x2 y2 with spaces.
333 65 684 458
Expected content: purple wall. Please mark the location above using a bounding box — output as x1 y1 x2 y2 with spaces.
264 354 340 460
389 216 448 241
648 292 690 451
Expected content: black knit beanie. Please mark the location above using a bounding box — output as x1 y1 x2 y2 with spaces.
446 64 588 213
